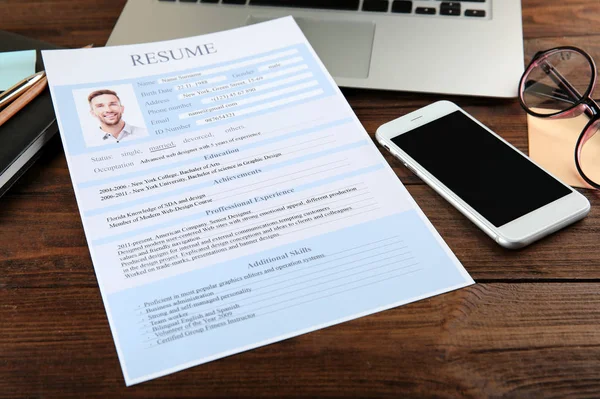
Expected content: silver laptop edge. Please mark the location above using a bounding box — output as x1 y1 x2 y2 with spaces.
108 0 524 98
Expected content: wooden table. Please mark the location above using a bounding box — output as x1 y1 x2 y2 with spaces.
2 1 600 397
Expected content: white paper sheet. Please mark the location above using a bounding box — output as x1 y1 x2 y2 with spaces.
42 17 473 385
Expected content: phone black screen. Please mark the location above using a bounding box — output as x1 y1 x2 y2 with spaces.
391 110 571 227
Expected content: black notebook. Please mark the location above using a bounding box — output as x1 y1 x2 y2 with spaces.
0 31 61 197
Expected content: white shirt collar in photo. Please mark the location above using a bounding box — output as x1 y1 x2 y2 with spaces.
101 122 135 143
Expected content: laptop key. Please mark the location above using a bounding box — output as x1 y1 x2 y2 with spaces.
465 9 486 16
249 0 360 10
415 7 435 14
440 2 460 15
223 0 247 3
440 7 460 15
391 1 412 13
363 0 389 12
200 0 219 2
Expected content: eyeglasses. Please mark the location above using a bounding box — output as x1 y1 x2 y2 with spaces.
519 46 600 189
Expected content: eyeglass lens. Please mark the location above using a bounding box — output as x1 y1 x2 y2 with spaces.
522 49 594 115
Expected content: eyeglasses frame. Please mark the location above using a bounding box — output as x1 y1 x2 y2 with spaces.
518 46 600 189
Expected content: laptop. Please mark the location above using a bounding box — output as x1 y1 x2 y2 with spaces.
107 0 524 98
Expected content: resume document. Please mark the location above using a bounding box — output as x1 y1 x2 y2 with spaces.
43 17 473 385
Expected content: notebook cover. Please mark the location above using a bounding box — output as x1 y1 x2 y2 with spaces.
0 31 61 197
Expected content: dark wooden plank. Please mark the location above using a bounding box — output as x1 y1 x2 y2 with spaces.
2 284 600 398
0 0 127 48
410 185 600 280
524 35 600 65
522 0 600 39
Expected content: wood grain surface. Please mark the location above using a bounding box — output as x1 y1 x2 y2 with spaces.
1 0 600 397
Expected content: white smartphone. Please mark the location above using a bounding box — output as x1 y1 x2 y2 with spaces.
376 100 590 249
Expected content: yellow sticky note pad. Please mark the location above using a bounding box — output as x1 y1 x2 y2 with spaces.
528 113 600 189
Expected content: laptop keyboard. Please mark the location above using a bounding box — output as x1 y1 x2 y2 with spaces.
160 0 489 18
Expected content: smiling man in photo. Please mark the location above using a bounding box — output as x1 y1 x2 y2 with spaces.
88 89 147 143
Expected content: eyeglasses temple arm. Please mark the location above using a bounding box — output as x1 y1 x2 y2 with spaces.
524 79 577 105
539 60 583 103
